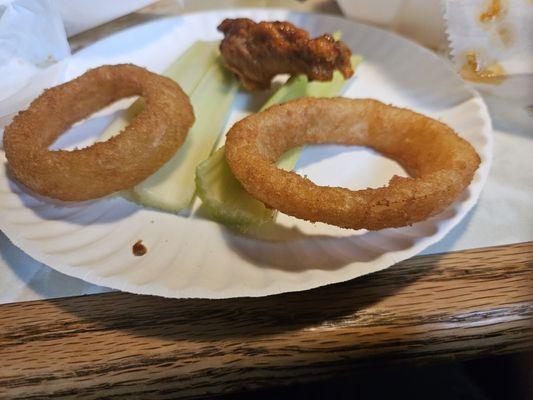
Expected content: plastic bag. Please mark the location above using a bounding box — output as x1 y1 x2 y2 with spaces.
0 0 70 134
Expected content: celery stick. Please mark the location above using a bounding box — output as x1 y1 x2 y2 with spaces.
133 59 238 211
99 41 219 142
196 55 363 230
196 147 273 228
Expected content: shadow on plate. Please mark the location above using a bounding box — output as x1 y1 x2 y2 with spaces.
422 204 477 255
6 172 139 225
196 200 442 272
50 249 441 342
0 231 113 301
220 222 425 272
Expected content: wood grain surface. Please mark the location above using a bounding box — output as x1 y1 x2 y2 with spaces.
1 242 531 399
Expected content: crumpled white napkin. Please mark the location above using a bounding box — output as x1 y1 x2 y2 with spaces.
445 0 533 106
0 0 70 136
337 0 533 106
0 0 157 139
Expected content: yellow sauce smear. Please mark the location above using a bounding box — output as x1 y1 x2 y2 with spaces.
459 52 506 85
479 0 505 22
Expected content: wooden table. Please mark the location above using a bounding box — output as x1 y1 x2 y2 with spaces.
1 2 532 398
1 242 532 398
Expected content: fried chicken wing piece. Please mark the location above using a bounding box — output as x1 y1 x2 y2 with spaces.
218 18 354 91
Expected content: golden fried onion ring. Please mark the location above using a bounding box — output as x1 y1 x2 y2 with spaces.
225 98 481 230
3 64 194 201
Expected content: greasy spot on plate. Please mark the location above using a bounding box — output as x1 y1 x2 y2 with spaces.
479 0 508 23
492 23 516 48
132 240 147 256
459 51 506 85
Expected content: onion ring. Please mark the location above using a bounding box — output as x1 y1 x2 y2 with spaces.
225 97 481 230
3 64 194 201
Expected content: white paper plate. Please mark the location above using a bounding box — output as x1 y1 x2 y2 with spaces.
0 9 492 298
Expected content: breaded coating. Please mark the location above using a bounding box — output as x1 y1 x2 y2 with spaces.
218 18 354 90
225 98 480 230
3 64 194 201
